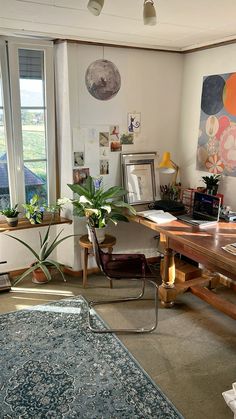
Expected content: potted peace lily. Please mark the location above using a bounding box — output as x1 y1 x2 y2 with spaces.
0 204 20 227
67 176 136 243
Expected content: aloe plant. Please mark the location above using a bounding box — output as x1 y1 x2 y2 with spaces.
5 224 74 285
68 176 136 228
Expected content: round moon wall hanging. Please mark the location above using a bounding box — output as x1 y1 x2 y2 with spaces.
85 59 121 101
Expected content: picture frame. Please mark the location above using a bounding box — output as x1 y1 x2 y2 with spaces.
121 152 157 205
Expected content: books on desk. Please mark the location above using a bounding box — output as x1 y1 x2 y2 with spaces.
222 242 236 255
137 210 177 224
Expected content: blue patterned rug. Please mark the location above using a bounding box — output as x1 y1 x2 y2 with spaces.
0 296 183 418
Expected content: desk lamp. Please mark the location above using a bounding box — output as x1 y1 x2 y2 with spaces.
158 152 179 185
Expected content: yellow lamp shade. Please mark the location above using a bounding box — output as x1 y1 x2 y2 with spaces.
158 152 176 174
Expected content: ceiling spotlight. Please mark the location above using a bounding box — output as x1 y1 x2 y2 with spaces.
87 0 104 16
143 0 157 26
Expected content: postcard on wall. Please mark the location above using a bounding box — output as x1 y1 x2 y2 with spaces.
73 168 90 185
100 160 109 175
120 132 134 145
74 151 84 166
109 125 119 140
110 140 122 152
128 112 141 133
99 132 109 147
100 148 109 158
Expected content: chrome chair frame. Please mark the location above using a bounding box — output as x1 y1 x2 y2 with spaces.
87 226 159 334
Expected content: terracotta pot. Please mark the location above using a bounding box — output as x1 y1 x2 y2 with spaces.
32 266 52 284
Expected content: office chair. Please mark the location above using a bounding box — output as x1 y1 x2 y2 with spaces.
87 226 159 334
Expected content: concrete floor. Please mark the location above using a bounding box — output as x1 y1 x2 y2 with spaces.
0 272 235 419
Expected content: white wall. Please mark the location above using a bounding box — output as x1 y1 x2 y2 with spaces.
179 44 236 208
55 41 184 270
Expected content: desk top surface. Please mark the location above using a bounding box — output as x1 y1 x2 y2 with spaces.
131 215 236 278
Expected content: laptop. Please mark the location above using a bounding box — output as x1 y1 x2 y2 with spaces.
177 192 221 226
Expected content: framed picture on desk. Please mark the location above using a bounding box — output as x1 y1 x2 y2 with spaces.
121 152 158 204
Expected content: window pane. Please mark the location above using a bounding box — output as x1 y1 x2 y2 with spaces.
19 49 44 107
0 91 10 209
22 109 46 159
23 161 47 204
18 48 48 203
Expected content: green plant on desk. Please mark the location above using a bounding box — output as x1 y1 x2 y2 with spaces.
202 174 220 195
0 204 20 227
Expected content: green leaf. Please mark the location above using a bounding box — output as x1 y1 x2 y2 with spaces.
12 264 41 286
43 234 75 260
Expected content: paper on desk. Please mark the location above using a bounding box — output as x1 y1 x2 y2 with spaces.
137 210 177 224
222 242 236 255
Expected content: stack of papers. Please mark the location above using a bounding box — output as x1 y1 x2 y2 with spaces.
137 210 177 224
222 242 236 255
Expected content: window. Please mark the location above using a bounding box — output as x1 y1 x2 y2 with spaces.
0 38 56 210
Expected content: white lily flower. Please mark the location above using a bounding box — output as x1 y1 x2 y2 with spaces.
79 196 92 205
101 205 111 213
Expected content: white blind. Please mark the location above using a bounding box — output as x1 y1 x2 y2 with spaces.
19 49 43 80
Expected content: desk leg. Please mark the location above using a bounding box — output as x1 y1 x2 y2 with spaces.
108 247 113 289
159 247 177 308
82 248 89 288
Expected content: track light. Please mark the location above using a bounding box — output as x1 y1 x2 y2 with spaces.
87 0 104 16
143 0 157 26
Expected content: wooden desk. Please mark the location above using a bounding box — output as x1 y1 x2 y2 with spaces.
131 215 236 319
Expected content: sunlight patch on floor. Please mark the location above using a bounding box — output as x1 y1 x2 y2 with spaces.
11 287 75 296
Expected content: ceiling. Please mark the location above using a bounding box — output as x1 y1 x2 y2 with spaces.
1 0 236 52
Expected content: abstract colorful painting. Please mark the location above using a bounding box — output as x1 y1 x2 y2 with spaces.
197 73 236 176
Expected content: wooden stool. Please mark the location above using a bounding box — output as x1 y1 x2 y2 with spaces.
79 234 116 288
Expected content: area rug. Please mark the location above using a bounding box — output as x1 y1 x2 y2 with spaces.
0 296 183 418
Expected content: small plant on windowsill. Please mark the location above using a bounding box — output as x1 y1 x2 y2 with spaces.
201 174 221 195
0 204 20 227
22 194 45 224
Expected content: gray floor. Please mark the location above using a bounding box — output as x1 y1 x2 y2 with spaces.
0 272 235 419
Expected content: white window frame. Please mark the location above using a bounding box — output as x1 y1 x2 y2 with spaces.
0 37 56 208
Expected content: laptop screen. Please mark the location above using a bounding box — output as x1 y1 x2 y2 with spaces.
192 192 221 221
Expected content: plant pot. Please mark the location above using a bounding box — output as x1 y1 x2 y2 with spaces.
5 216 18 227
87 225 106 244
32 266 52 284
206 186 218 195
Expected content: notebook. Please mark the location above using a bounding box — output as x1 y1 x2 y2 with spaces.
177 192 221 226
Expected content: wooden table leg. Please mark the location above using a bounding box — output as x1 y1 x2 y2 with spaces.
82 248 89 288
108 246 113 289
159 246 178 308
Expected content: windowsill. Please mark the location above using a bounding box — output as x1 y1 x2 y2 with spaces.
0 215 72 232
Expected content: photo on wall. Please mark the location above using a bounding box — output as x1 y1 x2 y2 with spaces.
120 133 134 145
197 72 236 176
128 112 141 133
73 168 90 185
110 141 122 152
99 132 109 147
74 151 84 167
109 125 119 140
100 160 109 175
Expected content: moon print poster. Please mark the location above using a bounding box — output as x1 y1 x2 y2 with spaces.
197 72 236 176
85 59 121 101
